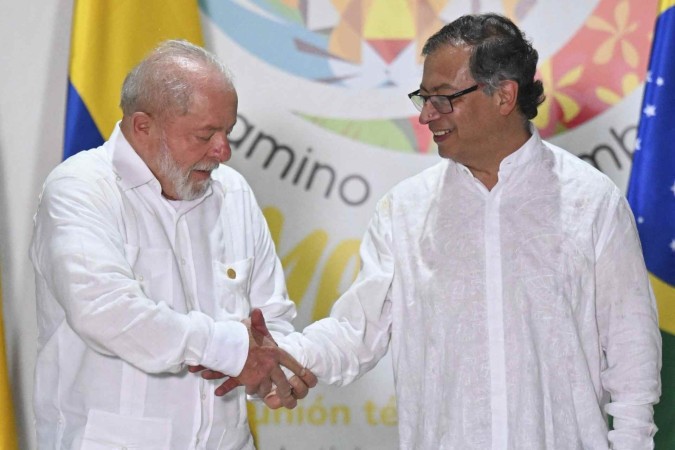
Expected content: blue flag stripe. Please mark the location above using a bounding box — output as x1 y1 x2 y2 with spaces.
63 80 104 160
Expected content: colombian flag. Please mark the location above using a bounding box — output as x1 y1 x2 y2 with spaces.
64 0 204 159
627 0 675 446
0 277 18 449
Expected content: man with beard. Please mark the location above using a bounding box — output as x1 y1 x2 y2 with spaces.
30 40 315 449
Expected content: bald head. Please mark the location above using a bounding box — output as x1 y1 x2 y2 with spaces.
120 40 234 120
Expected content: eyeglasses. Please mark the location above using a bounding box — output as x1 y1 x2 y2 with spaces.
408 84 480 114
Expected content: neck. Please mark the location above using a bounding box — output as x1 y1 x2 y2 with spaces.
464 123 532 190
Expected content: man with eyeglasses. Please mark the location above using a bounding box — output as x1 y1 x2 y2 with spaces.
30 40 316 449
263 13 662 449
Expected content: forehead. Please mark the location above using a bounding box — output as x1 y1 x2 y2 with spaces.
421 45 473 90
166 81 238 130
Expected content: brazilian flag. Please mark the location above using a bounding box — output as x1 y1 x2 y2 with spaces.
627 1 675 447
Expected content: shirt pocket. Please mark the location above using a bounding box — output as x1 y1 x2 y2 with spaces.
212 257 254 320
80 409 171 449
124 244 174 308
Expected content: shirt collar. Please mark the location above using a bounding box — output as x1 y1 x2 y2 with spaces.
498 124 543 174
108 122 157 191
107 122 216 210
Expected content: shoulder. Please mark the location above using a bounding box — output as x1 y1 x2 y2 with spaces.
542 140 621 197
387 160 447 198
42 146 113 193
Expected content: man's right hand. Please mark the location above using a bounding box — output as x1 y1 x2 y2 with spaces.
189 309 317 409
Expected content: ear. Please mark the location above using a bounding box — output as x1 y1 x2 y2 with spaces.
495 80 519 115
130 111 154 139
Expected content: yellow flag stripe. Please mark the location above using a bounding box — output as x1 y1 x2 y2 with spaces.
0 277 18 449
661 0 675 14
651 273 675 334
69 0 204 140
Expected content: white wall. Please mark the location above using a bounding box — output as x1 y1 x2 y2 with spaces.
0 1 73 447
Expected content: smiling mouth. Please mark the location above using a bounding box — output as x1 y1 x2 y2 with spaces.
433 129 451 136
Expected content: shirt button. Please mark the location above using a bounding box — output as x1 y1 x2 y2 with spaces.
181 258 186 265
201 394 206 400
137 274 144 282
116 175 122 181
227 268 236 279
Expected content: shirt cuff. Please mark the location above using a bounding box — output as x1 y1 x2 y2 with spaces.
200 320 249 376
276 332 309 369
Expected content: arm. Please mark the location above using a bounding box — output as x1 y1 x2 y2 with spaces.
192 185 316 405
595 195 662 449
278 196 396 386
31 176 265 379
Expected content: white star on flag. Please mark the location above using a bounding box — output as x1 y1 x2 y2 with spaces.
635 137 641 151
638 216 645 224
646 71 652 83
656 77 664 86
643 104 657 117
671 239 675 252
671 179 675 196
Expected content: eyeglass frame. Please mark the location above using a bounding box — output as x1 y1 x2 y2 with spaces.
408 84 480 114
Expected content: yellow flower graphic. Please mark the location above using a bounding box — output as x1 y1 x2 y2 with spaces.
596 72 640 105
533 60 584 130
586 0 639 67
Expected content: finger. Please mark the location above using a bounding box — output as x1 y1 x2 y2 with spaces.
299 367 318 389
201 369 227 380
263 391 283 410
245 384 258 396
281 394 298 409
188 365 206 373
215 377 242 396
250 308 277 345
256 378 273 399
288 375 309 400
278 349 314 385
269 365 293 401
268 386 297 409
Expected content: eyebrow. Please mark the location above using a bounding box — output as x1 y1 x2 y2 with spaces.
419 82 459 94
198 122 237 132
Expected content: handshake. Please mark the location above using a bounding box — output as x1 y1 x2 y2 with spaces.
189 309 317 409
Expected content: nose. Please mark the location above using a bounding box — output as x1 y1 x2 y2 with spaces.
418 100 440 125
209 133 232 163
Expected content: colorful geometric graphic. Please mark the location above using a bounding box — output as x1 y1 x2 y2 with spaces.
201 0 656 152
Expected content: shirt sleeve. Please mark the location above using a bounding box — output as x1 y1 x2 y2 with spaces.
30 175 249 376
278 196 395 385
595 193 662 449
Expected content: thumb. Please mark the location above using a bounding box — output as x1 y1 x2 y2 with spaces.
250 308 271 338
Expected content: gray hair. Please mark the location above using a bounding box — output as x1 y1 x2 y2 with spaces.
120 40 234 118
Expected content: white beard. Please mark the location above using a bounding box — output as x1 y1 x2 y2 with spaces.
156 136 218 201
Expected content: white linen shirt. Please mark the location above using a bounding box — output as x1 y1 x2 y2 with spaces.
30 125 296 449
280 129 662 450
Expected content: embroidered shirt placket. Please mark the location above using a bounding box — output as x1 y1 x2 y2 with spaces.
484 182 508 450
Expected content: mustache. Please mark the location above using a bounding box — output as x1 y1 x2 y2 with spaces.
191 162 220 172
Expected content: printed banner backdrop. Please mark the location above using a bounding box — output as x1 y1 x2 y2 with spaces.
197 0 660 448
627 0 675 448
